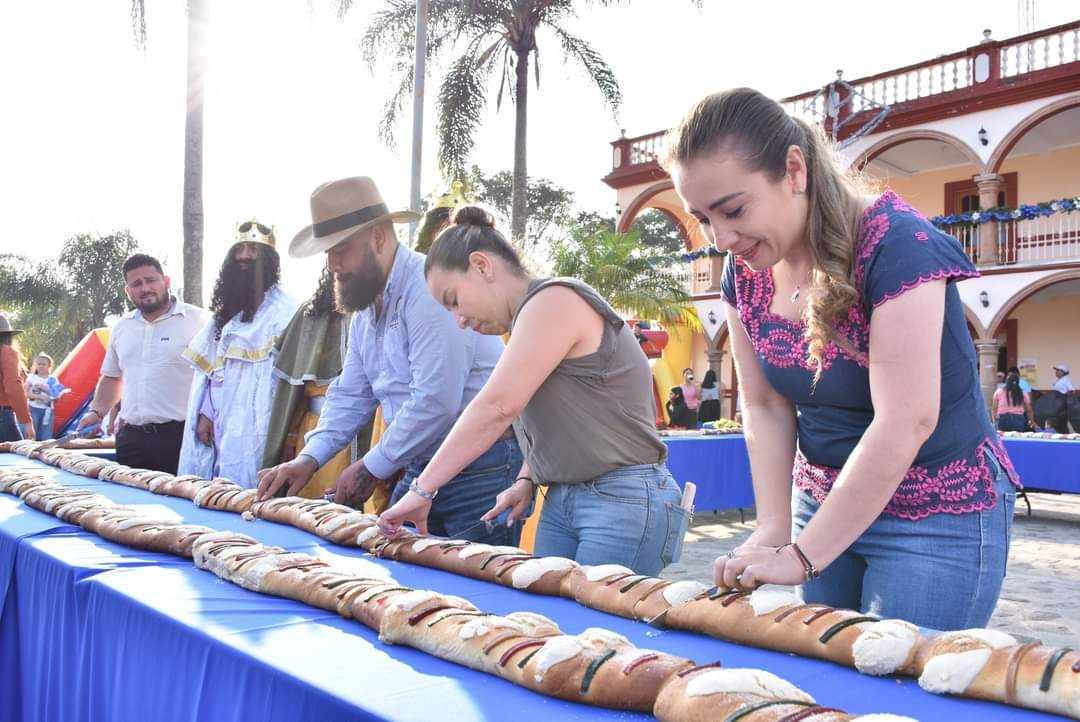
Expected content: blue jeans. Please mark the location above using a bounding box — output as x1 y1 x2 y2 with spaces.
30 406 51 440
0 408 24 442
792 454 1016 631
392 437 524 547
997 412 1027 432
535 463 690 576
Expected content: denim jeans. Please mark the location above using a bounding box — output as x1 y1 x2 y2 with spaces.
534 463 690 577
792 453 1016 631
392 437 524 547
997 412 1027 432
30 406 50 440
0 408 24 443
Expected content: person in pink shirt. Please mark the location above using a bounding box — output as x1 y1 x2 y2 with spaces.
992 371 1033 432
680 367 700 411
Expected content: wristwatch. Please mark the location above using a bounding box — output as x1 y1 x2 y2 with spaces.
408 479 438 501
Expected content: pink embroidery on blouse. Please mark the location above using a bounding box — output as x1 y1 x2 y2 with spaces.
732 189 1021 520
733 261 868 372
794 437 1021 520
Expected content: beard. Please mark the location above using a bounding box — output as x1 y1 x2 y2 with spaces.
210 248 281 329
334 246 388 313
133 289 170 315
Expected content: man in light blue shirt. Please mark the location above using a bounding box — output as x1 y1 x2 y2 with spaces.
257 177 523 545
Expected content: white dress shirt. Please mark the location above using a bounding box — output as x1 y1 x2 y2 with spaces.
100 299 209 425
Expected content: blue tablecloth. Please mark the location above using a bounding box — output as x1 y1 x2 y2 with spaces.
662 435 755 512
662 435 1080 515
1002 437 1080 493
0 453 1061 722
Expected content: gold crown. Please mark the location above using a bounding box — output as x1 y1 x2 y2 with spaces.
234 219 276 248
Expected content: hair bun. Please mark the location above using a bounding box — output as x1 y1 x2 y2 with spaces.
451 205 495 229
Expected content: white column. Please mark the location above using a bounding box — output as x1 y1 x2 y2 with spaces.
974 339 1001 415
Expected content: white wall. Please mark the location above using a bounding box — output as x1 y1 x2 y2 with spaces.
1009 291 1080 388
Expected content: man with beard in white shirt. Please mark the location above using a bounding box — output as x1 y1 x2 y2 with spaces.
78 254 208 473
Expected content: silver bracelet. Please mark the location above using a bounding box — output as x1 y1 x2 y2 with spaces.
408 479 438 501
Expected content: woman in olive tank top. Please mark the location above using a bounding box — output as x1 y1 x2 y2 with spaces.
377 206 690 575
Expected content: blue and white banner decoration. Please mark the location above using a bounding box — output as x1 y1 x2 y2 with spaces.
931 197 1080 228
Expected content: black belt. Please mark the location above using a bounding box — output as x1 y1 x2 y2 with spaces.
124 420 184 434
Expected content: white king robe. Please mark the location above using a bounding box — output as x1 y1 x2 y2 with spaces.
178 285 298 487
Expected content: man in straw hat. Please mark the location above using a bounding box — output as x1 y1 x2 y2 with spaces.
0 314 34 442
257 177 524 546
178 221 299 487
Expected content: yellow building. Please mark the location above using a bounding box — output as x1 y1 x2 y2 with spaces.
604 21 1080 413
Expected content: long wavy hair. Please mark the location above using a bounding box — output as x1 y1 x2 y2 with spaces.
1004 371 1024 407
304 266 337 318
665 88 869 379
209 245 281 331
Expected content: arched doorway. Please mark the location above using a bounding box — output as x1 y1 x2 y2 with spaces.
853 129 982 173
852 130 985 256
986 94 1080 175
988 270 1080 391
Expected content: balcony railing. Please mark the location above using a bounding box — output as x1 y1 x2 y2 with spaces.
610 130 668 177
781 20 1080 139
609 21 1080 181
678 213 1080 297
996 214 1080 265
1000 23 1080 77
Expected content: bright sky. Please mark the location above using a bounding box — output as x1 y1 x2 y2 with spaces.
1 0 1076 300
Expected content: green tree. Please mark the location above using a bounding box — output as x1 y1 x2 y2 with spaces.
57 231 143 334
349 0 623 245
574 208 686 254
550 225 700 330
0 255 73 361
0 231 142 361
466 166 575 249
129 0 206 305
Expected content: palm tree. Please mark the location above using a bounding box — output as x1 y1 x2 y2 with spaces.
343 0 622 245
551 226 701 331
129 0 206 305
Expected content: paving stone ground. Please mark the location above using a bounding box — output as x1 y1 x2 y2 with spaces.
663 491 1080 646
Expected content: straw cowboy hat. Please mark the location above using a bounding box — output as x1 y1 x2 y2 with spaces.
0 314 23 335
290 177 420 258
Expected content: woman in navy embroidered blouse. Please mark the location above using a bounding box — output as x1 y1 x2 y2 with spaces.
666 88 1020 630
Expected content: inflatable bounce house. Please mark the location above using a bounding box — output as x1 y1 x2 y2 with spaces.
50 328 109 437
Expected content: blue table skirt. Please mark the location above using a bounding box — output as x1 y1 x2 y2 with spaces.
0 454 1062 722
1002 437 1080 493
662 435 1080 515
662 435 755 512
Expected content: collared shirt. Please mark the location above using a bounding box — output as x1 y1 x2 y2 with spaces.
101 298 209 425
301 246 503 479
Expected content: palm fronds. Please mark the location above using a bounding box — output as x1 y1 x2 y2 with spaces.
551 227 701 331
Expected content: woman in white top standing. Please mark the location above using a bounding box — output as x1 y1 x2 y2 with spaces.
1053 363 1074 394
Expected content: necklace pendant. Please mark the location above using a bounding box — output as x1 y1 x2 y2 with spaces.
791 286 800 304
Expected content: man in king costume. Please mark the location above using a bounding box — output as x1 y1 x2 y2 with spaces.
178 220 299 487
